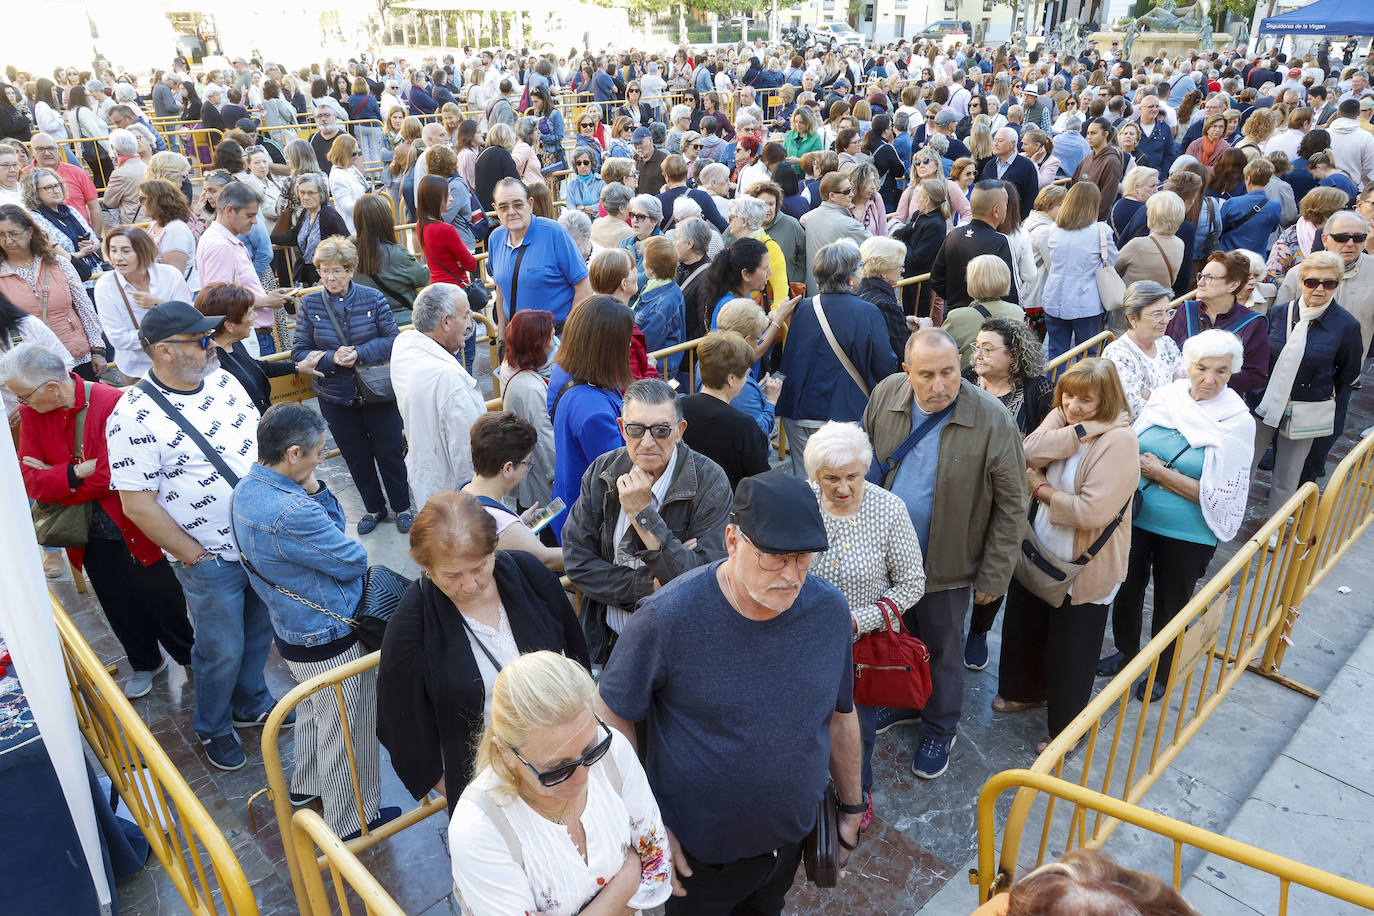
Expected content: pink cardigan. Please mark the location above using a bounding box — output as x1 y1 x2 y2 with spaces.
1023 410 1141 605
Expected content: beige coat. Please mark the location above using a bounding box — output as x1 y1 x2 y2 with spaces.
1115 232 1186 290
1023 410 1140 606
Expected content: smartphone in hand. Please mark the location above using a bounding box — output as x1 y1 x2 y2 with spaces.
527 497 567 533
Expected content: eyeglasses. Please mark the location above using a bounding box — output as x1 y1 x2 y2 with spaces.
12 380 49 404
318 266 351 277
628 212 653 222
0 228 31 242
164 333 216 350
1328 232 1369 244
973 345 1006 356
1302 277 1341 290
623 421 674 439
1141 308 1177 321
835 186 854 196
511 718 614 788
749 543 815 572
35 182 61 192
1195 272 1228 285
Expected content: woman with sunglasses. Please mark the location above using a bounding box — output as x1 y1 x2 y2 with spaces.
563 150 605 218
446 650 668 916
379 494 590 813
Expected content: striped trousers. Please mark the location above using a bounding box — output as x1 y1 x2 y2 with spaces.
285 642 380 838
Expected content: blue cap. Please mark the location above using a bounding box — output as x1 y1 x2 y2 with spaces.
632 126 654 143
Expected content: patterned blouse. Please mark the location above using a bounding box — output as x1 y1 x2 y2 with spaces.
809 481 926 638
1103 332 1181 418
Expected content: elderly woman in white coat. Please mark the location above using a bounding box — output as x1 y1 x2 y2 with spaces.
1040 181 1117 363
1099 330 1256 701
803 422 925 825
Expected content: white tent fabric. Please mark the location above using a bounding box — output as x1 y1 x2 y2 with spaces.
0 428 111 910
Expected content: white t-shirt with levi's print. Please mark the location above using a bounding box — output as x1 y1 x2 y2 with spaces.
106 369 259 561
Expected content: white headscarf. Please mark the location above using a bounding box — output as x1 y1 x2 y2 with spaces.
1133 377 1255 542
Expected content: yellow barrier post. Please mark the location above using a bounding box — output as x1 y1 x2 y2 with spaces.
976 770 1374 911
290 809 406 916
53 596 257 915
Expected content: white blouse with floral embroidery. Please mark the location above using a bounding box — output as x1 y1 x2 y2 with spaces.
1103 333 1181 418
449 729 672 916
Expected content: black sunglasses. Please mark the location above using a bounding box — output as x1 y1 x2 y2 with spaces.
1328 232 1368 244
1302 277 1340 290
512 718 614 787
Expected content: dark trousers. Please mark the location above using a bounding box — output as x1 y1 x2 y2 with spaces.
903 585 971 742
317 398 411 515
1300 384 1353 483
81 536 195 671
997 578 1109 738
857 704 876 792
666 840 804 916
1110 528 1216 674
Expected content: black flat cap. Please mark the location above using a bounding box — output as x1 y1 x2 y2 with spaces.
138 301 223 346
731 470 829 554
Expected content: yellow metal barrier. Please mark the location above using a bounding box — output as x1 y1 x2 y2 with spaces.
261 651 448 916
53 595 257 915
1044 330 1115 383
976 770 1374 912
1262 428 1374 679
290 809 406 916
991 483 1322 896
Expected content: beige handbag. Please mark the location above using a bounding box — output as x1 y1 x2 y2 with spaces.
1094 223 1126 312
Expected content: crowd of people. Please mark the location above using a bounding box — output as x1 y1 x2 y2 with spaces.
5 28 1373 916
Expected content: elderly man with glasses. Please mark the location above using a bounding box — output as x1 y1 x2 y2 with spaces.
488 177 592 334
563 377 732 664
596 468 864 915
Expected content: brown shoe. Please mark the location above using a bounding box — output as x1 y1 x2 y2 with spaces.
992 695 1047 713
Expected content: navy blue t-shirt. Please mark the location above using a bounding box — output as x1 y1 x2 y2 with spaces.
598 561 854 864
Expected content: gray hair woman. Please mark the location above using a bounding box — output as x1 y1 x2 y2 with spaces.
512 117 543 186
1103 280 1182 417
804 420 925 822
775 239 901 473
590 182 635 252
558 208 592 260
1102 328 1256 700
620 193 664 283
728 194 768 236
1114 191 1186 303
961 315 1053 435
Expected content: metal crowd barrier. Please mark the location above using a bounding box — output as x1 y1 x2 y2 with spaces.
985 483 1323 897
53 595 257 915
1260 427 1374 688
976 770 1374 913
259 651 446 916
1043 330 1115 384
290 809 406 916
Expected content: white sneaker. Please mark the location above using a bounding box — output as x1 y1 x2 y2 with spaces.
123 655 168 699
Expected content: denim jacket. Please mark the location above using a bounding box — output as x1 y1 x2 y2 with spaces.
231 464 368 646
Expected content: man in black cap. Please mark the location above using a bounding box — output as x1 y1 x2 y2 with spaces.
108 302 285 773
563 378 731 664
597 469 864 916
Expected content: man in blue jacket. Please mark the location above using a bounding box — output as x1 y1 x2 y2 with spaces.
593 58 621 103
1133 93 1177 175
1219 158 1283 255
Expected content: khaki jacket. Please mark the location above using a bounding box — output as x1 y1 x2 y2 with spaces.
1022 410 1140 606
863 377 1027 596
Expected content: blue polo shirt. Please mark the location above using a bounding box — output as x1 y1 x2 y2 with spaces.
488 217 589 325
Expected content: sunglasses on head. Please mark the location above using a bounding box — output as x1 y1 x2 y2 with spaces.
1302 277 1340 290
512 718 614 787
1328 232 1368 244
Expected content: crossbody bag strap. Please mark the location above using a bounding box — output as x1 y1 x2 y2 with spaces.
136 379 241 487
114 278 141 330
317 296 353 348
456 611 505 673
1027 493 1132 564
36 260 51 325
812 295 869 397
1149 235 1175 282
972 303 992 319
1225 202 1265 232
505 243 531 317
1137 442 1191 497
471 793 524 871
71 380 92 462
879 402 954 478
550 376 587 422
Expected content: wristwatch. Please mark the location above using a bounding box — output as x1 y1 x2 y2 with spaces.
1073 422 1088 439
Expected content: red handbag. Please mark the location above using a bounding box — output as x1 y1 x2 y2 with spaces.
852 599 932 709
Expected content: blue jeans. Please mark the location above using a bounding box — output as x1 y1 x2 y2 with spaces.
172 556 274 739
1044 313 1106 365
857 704 877 792
255 328 277 356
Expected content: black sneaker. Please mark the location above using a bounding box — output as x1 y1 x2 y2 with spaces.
201 733 246 771
873 707 922 734
290 792 320 807
1133 677 1167 703
963 631 990 670
1096 651 1129 677
341 805 402 842
233 706 295 729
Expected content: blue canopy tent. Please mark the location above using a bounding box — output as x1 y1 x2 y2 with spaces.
1260 0 1374 35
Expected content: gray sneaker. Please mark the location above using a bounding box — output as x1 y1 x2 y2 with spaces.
123 655 168 699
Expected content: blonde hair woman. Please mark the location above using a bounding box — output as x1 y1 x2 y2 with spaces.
449 651 672 915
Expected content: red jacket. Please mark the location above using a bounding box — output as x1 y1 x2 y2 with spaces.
629 326 660 381
18 375 164 567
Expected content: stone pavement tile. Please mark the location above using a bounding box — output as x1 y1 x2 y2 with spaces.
1268 664 1374 797
1189 755 1374 915
787 815 958 915
1177 876 1268 916
356 811 454 912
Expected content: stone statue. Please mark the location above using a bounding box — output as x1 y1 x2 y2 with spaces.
1197 19 1213 48
1235 19 1250 50
1133 0 1207 32
1122 20 1140 60
1061 17 1083 57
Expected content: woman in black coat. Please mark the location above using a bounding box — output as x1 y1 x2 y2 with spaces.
377 492 589 813
895 176 951 317
195 283 319 412
269 172 348 285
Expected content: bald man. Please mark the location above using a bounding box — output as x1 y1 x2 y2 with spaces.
979 128 1039 219
930 180 1019 312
